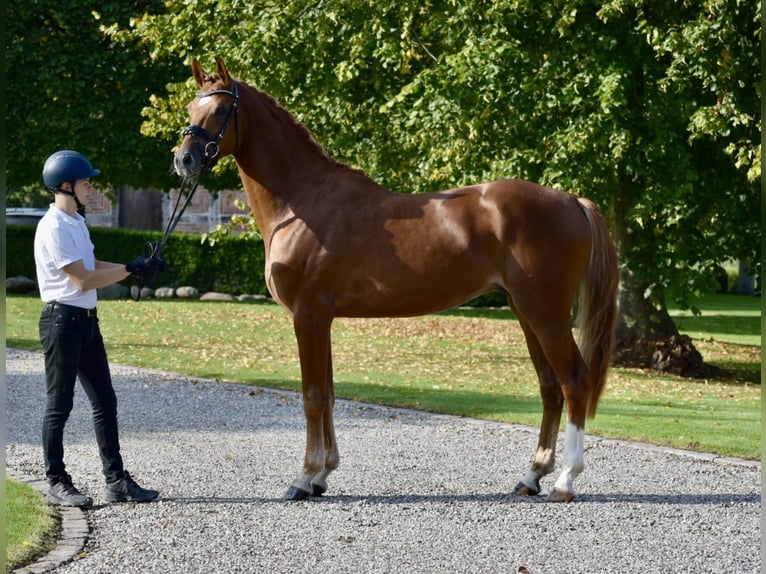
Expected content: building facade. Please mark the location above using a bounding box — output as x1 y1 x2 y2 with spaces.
82 187 250 233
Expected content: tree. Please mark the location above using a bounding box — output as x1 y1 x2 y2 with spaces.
6 0 186 200
109 0 760 371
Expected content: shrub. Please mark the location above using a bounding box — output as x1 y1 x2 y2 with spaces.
6 225 268 295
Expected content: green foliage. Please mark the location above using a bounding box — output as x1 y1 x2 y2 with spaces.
201 198 262 246
6 225 268 295
105 1 759 318
6 0 187 193
160 231 267 294
6 185 52 209
6 225 44 278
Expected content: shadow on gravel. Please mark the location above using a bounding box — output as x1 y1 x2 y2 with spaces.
578 492 760 505
160 491 760 506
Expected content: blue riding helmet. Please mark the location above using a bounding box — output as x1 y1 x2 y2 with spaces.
42 150 101 190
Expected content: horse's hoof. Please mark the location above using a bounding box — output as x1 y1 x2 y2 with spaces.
311 483 327 497
513 481 540 496
283 486 311 501
545 488 575 503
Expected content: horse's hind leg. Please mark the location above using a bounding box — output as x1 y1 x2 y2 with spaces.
545 345 590 502
534 329 591 503
513 317 564 496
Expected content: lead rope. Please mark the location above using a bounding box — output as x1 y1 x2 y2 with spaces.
130 177 202 301
159 178 202 253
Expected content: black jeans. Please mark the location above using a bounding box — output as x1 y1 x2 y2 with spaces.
39 302 124 484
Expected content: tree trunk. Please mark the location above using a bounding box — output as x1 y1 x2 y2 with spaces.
614 266 677 364
610 189 707 377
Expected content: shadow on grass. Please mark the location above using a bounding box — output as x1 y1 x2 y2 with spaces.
332 379 544 419
704 361 760 385
437 307 517 321
673 314 761 339
6 338 40 351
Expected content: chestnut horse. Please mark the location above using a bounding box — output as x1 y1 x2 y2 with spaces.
174 57 618 502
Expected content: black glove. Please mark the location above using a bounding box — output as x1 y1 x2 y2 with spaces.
125 255 160 278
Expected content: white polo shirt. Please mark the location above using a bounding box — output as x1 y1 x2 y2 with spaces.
34 204 98 308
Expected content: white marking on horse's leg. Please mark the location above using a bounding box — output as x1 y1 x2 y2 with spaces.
553 421 584 496
532 446 555 476
288 422 327 498
311 433 339 496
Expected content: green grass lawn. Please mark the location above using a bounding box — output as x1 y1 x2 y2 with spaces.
5 478 58 572
668 293 761 346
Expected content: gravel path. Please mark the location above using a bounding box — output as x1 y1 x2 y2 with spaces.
6 347 761 574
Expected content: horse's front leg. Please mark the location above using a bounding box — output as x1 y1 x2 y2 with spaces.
306 339 339 497
284 312 338 501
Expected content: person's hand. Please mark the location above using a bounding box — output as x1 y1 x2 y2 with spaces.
125 255 160 278
143 242 167 273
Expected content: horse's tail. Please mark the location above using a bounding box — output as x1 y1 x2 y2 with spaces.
575 198 619 419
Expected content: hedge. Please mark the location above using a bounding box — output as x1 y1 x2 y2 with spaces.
6 224 268 295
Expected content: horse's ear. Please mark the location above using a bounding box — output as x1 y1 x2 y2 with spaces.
191 59 206 88
214 56 231 86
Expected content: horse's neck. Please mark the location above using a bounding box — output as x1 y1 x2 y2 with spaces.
235 85 382 238
231 89 306 231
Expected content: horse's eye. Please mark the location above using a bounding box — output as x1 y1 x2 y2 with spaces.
214 105 228 117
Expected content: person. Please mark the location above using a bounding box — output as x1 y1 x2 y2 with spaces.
34 149 161 507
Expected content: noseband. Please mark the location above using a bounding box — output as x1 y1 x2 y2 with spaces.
182 81 239 170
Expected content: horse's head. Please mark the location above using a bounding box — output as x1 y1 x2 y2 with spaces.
174 57 239 178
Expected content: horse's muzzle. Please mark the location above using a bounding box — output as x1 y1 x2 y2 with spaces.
174 149 202 178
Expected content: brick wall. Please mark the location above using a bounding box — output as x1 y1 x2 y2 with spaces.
84 188 118 228
84 187 250 232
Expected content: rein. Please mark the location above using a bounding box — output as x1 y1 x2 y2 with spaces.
130 176 200 302
130 81 240 302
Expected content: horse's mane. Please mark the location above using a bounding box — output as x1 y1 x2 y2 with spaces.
230 77 382 185
247 83 343 166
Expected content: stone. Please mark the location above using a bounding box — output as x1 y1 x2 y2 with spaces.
237 294 269 302
154 287 176 299
175 286 200 299
200 291 236 301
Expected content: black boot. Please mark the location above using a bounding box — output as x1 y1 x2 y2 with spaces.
104 471 159 503
47 475 93 507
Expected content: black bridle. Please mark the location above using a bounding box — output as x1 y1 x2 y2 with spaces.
164 81 240 251
131 81 240 302
182 81 240 171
